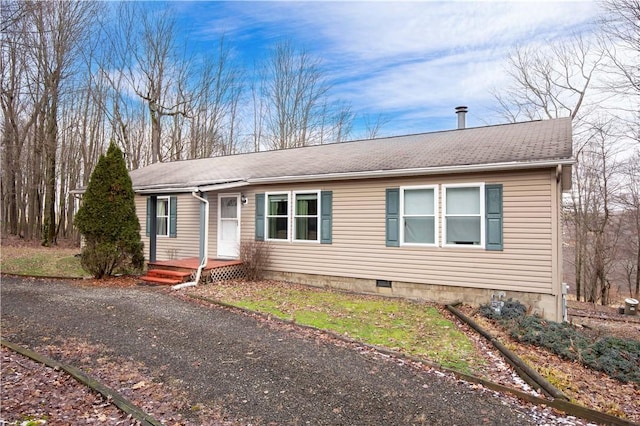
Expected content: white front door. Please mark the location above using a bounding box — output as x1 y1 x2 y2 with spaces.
217 194 240 258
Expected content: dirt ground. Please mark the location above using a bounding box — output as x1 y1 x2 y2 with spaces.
566 299 640 341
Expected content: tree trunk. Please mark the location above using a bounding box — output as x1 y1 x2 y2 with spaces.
42 90 59 246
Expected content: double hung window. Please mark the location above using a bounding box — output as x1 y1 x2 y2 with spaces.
443 184 484 246
267 193 289 240
401 186 437 245
294 192 319 242
156 196 170 237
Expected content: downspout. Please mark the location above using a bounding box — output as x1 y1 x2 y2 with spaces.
172 192 209 290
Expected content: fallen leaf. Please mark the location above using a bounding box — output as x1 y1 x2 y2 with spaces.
132 381 146 390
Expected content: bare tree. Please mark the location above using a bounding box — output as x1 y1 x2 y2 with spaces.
190 37 243 158
363 113 390 139
108 3 192 164
576 120 624 304
332 103 354 143
491 33 633 304
250 65 267 152
30 1 99 245
259 41 353 150
617 151 640 298
493 35 603 123
599 0 640 100
1 1 37 237
1 1 98 244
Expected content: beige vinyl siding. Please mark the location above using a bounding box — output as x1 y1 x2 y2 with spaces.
136 193 201 261
240 168 558 294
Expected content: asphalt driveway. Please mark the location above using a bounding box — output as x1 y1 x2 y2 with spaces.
1 276 548 425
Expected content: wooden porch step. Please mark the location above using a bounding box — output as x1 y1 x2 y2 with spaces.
138 275 183 286
146 269 192 279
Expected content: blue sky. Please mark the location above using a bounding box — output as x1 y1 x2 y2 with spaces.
166 1 602 138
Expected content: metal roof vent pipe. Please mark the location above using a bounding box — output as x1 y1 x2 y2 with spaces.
455 106 468 129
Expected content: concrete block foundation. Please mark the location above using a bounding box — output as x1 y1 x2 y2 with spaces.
265 271 560 321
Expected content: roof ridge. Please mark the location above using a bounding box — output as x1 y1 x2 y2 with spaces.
141 117 569 166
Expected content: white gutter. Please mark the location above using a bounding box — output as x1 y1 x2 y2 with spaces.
135 180 248 195
248 158 575 184
172 191 209 290
137 187 198 195
197 181 249 192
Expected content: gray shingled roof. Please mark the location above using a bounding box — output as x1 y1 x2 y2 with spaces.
130 117 573 192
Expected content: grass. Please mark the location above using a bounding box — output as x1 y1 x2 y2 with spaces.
206 284 484 374
0 246 88 278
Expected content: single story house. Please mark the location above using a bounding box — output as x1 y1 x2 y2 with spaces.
129 115 573 321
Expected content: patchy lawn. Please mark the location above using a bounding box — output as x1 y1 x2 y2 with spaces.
186 280 484 374
1 246 87 278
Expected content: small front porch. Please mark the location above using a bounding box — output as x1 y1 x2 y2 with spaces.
140 257 244 286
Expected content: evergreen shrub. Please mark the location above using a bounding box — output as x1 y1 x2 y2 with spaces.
479 298 527 320
74 141 144 278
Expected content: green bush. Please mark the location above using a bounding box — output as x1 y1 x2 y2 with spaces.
581 337 640 383
74 141 143 278
509 316 590 361
479 298 527 320
480 300 640 383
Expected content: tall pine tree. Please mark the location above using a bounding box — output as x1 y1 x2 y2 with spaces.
74 141 144 278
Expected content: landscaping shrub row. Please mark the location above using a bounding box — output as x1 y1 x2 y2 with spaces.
480 300 640 384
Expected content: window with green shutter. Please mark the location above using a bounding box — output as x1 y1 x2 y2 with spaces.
146 196 177 238
255 190 332 243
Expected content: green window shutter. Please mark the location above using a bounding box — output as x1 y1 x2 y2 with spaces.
169 196 178 238
320 191 332 244
485 184 503 251
386 188 400 247
255 193 265 241
146 197 151 237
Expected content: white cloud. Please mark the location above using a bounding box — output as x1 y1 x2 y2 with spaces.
186 1 604 134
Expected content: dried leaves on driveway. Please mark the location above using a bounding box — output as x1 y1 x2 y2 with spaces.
1 346 135 425
1 338 233 426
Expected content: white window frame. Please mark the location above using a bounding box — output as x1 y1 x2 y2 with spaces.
265 192 291 242
156 196 170 237
293 190 321 243
400 185 438 247
442 183 485 248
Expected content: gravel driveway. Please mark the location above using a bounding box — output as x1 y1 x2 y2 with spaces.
2 276 550 425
